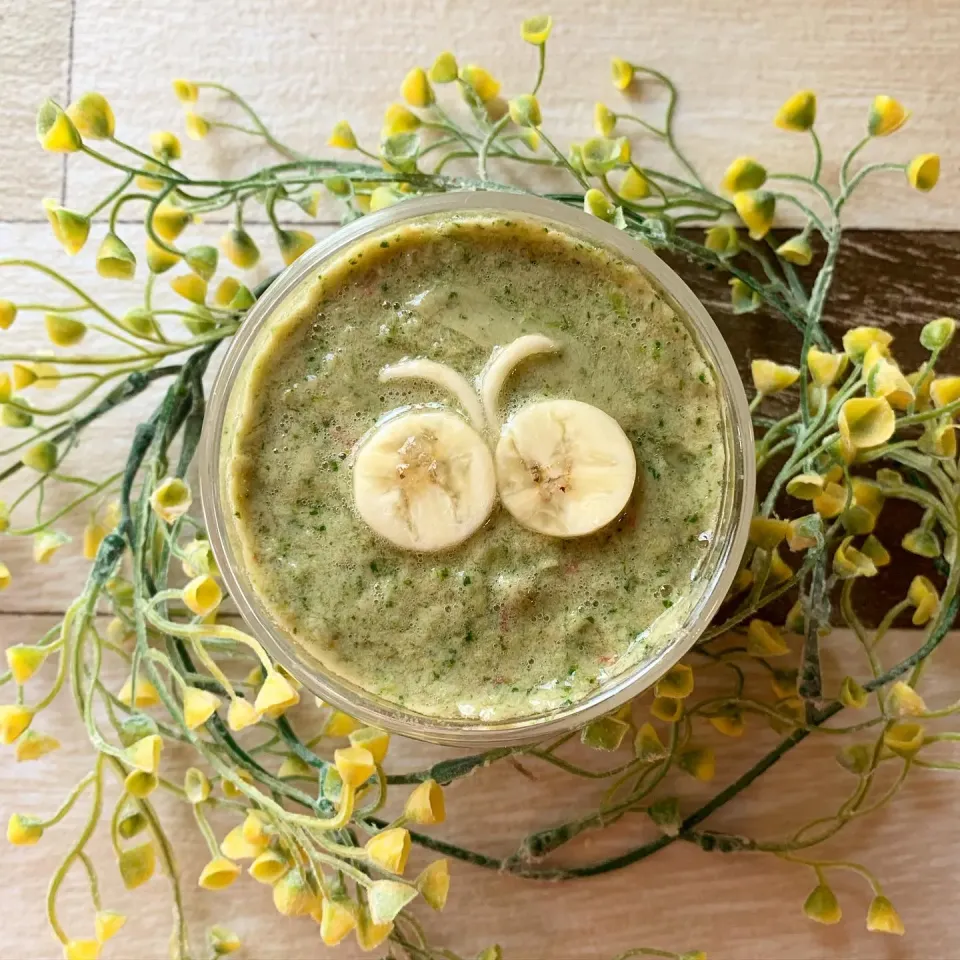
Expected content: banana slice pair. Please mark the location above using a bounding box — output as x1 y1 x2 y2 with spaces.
352 336 637 552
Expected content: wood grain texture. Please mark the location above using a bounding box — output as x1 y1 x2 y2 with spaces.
3 613 960 960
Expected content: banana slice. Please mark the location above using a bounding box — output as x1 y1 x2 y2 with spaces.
495 398 636 538
353 409 496 552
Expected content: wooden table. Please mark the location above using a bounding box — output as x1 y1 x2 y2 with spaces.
2 1 960 957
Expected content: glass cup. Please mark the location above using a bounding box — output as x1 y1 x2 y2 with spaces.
199 192 755 747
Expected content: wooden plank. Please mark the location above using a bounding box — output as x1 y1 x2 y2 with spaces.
3 612 959 959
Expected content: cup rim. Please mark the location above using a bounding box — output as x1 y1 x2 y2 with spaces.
199 191 755 747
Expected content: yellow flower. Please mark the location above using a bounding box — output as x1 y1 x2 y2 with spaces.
12 362 36 390
886 680 927 717
803 883 841 924
703 225 739 258
618 167 650 202
254 670 300 718
42 200 90 255
833 536 878 579
0 704 33 743
0 375 10 405
118 676 160 708
721 156 767 194
182 575 222 617
145 236 180 274
21 440 57 474
747 619 790 656
170 273 207 305
327 120 357 150
96 232 136 280
867 95 908 136
861 534 891 568
907 153 940 192
6 644 46 684
45 312 87 347
807 347 848 386
320 898 357 945
403 779 446 825
64 941 100 960
678 745 715 781
184 244 218 282
199 857 241 890
356 910 394 950
277 229 315 266
273 868 319 917
150 130 182 160
774 90 816 132
323 709 361 737
66 92 115 139
334 745 376 788
7 813 43 845
593 102 617 137
348 726 390 764
650 696 682 722
611 57 634 91
920 316 956 351
583 188 616 222
429 51 458 84
842 325 893 361
733 189 775 240
839 675 868 709
365 827 411 874
838 396 895 449
185 112 210 140
94 911 126 943
183 687 221 729
218 228 260 271
220 825 264 861
33 531 69 564
634 722 667 760
709 707 746 737
183 767 210 804
126 734 162 775
786 474 824 501
227 697 258 732
866 895 905 935
213 276 240 308
207 926 241 955
0 300 16 329
883 721 924 759
520 14 553 44
118 842 156 889
246 849 286 884
653 663 694 699
749 516 791 551
172 79 198 103
776 234 813 265
907 575 939 626
151 200 190 242
459 64 500 103
36 100 82 152
367 186 402 212
930 375 960 409
508 94 541 128
381 104 420 138
416 859 450 911
400 67 434 108
31 361 59 390
15 729 60 762
751 359 799 396
124 769 157 799
150 477 191 523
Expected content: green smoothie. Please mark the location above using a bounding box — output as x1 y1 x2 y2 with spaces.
226 214 726 720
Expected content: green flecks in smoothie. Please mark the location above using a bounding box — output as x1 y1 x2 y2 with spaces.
227 215 726 721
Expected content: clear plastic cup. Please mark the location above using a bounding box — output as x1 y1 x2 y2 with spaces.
199 192 754 747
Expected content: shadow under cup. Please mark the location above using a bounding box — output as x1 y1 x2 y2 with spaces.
199 192 755 747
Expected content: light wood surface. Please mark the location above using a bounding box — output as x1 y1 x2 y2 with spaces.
2 1 960 958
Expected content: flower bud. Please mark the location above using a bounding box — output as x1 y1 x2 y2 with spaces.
581 715 630 751
254 670 300 718
150 477 191 523
66 92 115 139
866 895 905 935
520 14 553 44
709 707 746 737
429 51 458 84
21 441 57 474
45 312 87 346
381 103 420 138
679 745 715 781
228 285 255 311
220 825 263 860
2 405 32 428
0 300 16 330
774 90 817 132
867 95 908 136
751 359 799 396
116 805 147 839
401 67 434 107
883 720 925 758
907 574 939 625
7 813 43 845
653 662 694 699
403 778 446 824
172 79 198 103
94 911 126 943
183 687 221 729
219 227 260 269
647 796 681 835
347 726 390 764
212 277 240 308
704 225 739 257
907 153 940 192
594 102 617 137
839 676 868 709
380 132 419 174
207 927 241 956
365 827 411 874
64 940 100 960
199 856 241 890
273 868 319 917
96 232 136 280
277 229 314 266
33 530 69 564
747 619 790 656
369 186 403 212
838 397 895 450
776 233 814 266
616 166 649 202
36 100 82 152
124 769 158 798
185 111 210 140
327 121 357 150
650 695 682 722
150 130 181 160
184 244 218 281
833 536 878 579
733 189 775 239
721 156 767 194
886 680 927 718
320 898 357 945
118 842 156 889
459 65 500 103
611 56 634 91
12 362 36 390
508 94 542 128
145 237 181 274
125 734 162 774
334 745 375 788
842 325 893 361
920 316 955 351
0 373 11 405
184 767 211 803
42 200 90 255
15 729 60 762
118 674 161 708
803 882 841 924
227 697 258 731
583 188 616 222
6 644 46 684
